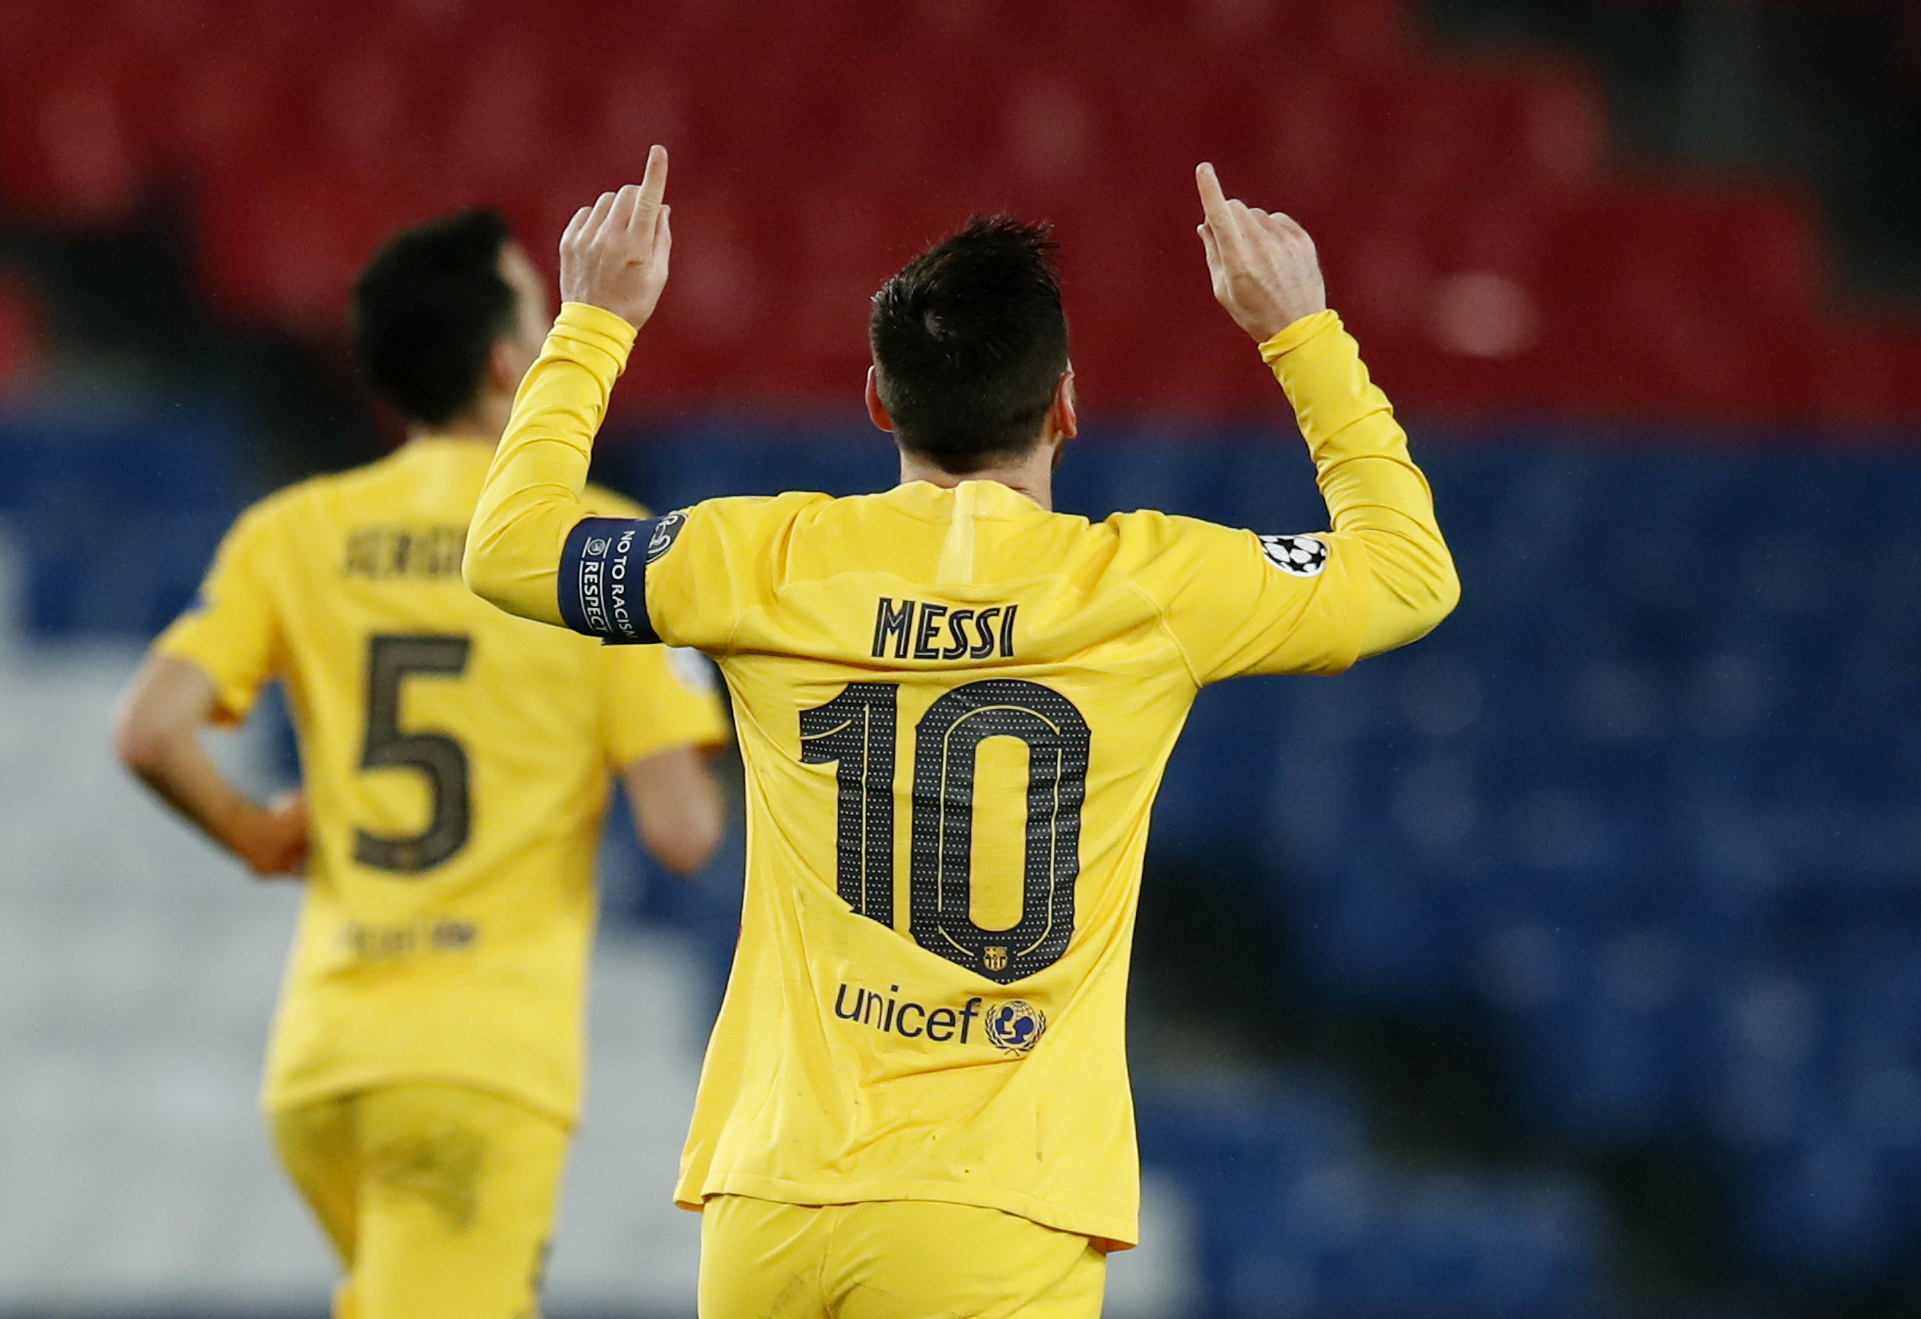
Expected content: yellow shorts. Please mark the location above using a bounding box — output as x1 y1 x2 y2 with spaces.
270 1083 569 1319
697 1194 1106 1319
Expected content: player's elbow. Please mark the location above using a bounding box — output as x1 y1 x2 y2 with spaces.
1355 538 1461 657
113 653 220 778
1426 551 1463 628
113 697 176 777
1393 551 1461 645
629 751 726 877
460 533 512 612
642 802 724 877
654 781 726 876
463 509 569 628
462 538 543 627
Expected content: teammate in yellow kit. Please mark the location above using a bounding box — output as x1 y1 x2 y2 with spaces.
465 149 1458 1318
113 208 729 1319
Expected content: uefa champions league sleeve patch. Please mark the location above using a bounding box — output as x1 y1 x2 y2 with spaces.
645 508 690 563
1258 533 1329 578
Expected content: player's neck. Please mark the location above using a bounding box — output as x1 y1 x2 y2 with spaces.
896 447 1056 511
412 394 513 448
410 425 496 446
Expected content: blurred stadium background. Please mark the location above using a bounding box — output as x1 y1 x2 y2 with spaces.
4 0 1921 1315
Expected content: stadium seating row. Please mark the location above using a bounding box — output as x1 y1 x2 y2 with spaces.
3 0 1919 425
9 404 1920 1289
600 425 1921 1283
0 633 730 1309
1136 1083 1602 1317
0 272 46 398
0 416 235 637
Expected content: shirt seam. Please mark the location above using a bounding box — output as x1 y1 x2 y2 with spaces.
684 1171 1139 1248
264 1070 577 1128
1119 575 1204 689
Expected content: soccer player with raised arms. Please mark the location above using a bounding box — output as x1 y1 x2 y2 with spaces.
465 148 1459 1317
114 208 730 1319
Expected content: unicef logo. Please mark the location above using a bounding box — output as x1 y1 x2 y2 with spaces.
983 1000 1047 1055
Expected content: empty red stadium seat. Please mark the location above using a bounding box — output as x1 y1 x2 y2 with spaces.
0 0 1911 425
147 42 302 180
0 43 147 223
1251 66 1372 216
0 269 48 399
1811 320 1921 431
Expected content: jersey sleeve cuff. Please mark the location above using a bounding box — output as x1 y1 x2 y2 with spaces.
1257 309 1341 367
153 632 261 725
551 302 640 377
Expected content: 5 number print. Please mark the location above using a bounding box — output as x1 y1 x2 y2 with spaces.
356 633 473 874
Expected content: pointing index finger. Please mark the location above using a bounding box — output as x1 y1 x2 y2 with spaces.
636 144 670 219
1196 162 1235 232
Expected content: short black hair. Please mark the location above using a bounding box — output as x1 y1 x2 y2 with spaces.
868 216 1069 474
352 207 517 428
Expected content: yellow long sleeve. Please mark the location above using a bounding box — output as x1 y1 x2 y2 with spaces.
466 302 1457 662
465 302 638 627
1261 310 1460 657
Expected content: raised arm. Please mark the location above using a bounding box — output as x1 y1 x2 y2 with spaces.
1196 163 1459 656
465 146 674 626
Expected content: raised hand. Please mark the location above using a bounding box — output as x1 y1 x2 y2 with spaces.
243 789 309 880
560 144 674 330
1195 162 1326 342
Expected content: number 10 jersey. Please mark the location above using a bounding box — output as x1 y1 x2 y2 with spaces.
631 480 1379 1248
469 302 1458 1250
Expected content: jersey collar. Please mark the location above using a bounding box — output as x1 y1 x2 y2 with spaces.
887 478 1046 517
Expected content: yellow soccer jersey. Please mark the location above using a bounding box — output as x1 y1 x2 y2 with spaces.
465 303 1458 1245
157 438 727 1124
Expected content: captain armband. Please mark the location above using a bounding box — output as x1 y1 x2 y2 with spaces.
557 511 689 644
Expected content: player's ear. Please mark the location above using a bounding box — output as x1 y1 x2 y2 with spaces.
1049 368 1078 441
487 336 524 395
864 366 895 433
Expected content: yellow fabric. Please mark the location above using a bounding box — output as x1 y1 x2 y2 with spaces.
697 1194 1105 1319
158 438 728 1122
466 303 1457 1247
272 1083 569 1319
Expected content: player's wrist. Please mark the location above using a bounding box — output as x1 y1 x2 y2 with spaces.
213 793 275 867
550 303 641 379
1257 309 1340 363
557 300 640 340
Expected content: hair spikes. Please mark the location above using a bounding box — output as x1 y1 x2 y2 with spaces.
868 216 1070 473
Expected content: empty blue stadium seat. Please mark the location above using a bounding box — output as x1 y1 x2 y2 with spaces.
1229 1169 1601 1319
1492 922 1702 1137
1741 1135 1906 1275
22 411 1921 1291
0 414 238 639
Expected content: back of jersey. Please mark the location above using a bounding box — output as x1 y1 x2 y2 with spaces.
642 476 1372 1247
159 439 723 1122
461 297 1453 1247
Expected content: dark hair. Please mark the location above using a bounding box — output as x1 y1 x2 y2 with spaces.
868 215 1069 473
352 207 518 427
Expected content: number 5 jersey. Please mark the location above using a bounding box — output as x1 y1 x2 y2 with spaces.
465 303 1460 1248
156 437 729 1125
